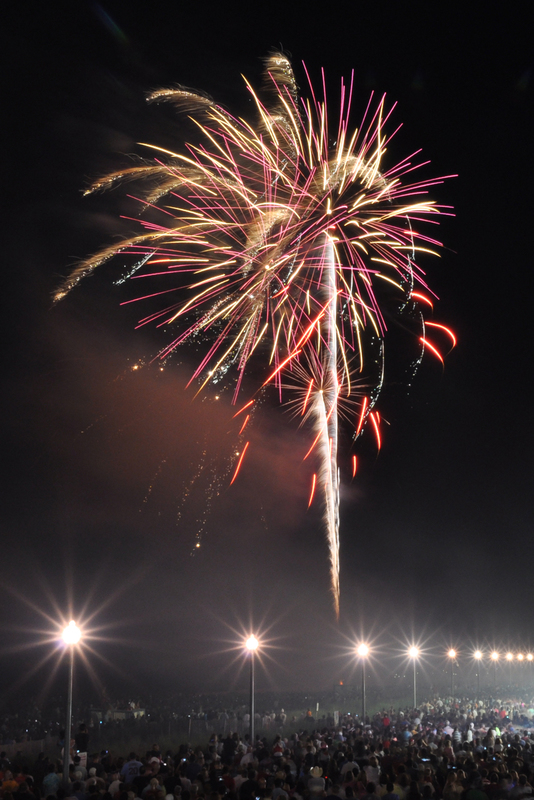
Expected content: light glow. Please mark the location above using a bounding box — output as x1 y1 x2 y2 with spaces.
245 635 259 651
62 620 81 645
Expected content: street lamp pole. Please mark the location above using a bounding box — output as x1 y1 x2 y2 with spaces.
356 644 369 723
491 652 499 688
517 653 524 687
245 635 259 749
250 647 255 744
474 651 482 699
448 650 456 698
506 652 513 685
408 647 419 708
66 644 74 763
62 621 81 789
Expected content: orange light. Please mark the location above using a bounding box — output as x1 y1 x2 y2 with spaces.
238 414 250 435
369 411 381 450
233 399 254 418
303 427 324 461
229 442 250 485
355 397 368 437
302 379 314 415
420 337 444 364
295 308 327 348
425 321 457 348
411 292 433 308
308 474 317 508
262 349 302 386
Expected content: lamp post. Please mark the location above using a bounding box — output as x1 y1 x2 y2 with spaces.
448 650 456 698
491 651 499 687
517 653 524 685
408 647 419 708
245 635 259 748
474 651 482 699
506 652 513 684
62 620 81 788
356 644 369 723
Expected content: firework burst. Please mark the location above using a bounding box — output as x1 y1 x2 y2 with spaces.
55 53 454 617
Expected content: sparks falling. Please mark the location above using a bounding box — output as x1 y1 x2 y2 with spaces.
55 53 455 617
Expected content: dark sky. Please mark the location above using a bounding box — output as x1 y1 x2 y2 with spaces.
2 3 533 703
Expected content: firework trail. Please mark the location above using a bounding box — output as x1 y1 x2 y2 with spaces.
313 235 340 612
55 53 454 616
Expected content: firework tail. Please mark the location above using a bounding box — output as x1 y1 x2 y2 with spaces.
312 235 340 616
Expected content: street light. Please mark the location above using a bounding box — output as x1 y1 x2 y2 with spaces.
62 620 81 787
356 644 370 723
448 650 456 698
408 647 419 708
474 651 482 698
245 635 259 748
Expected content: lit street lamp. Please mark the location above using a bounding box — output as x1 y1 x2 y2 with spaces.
245 635 259 748
356 644 370 723
474 651 482 698
448 649 456 697
62 620 81 788
408 647 419 708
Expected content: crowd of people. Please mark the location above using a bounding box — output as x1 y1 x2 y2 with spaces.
2 695 534 800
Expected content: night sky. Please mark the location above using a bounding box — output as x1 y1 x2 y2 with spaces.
2 3 533 703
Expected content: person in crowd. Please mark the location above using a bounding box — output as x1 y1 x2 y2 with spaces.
41 765 62 798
